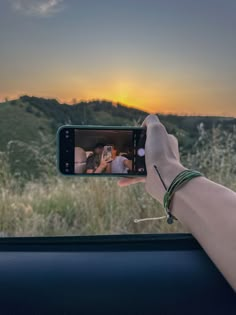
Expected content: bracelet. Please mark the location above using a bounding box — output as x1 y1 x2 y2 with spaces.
154 166 203 224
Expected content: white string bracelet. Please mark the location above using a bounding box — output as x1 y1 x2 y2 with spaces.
134 215 167 223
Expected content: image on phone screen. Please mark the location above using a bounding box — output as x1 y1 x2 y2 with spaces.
58 127 146 176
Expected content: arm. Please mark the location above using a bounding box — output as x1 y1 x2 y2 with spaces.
105 162 112 173
86 166 105 174
123 159 132 170
94 158 112 173
171 174 236 292
158 161 236 292
86 169 94 173
86 154 110 173
119 114 236 292
94 165 105 173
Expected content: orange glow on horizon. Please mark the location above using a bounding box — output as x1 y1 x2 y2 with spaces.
1 87 236 118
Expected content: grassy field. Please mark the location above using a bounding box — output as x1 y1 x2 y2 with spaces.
0 124 236 237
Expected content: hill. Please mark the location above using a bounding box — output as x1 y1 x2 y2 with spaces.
0 95 236 179
1 95 235 151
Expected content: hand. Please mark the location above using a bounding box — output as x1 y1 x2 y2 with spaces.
101 157 113 168
95 157 113 173
118 114 186 202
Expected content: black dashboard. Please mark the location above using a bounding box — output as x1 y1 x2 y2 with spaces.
0 234 235 314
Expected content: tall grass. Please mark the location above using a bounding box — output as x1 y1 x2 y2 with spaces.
0 124 235 237
184 123 236 190
0 176 187 236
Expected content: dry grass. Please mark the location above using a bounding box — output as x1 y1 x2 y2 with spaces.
0 177 187 236
0 124 236 237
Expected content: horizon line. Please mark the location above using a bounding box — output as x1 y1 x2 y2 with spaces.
1 94 235 119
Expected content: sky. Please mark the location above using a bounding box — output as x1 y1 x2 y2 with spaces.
0 0 235 115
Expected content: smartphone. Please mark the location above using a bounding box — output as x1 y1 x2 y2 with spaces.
102 145 113 162
57 126 146 176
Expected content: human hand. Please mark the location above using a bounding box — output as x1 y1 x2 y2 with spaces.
118 114 186 202
95 157 113 173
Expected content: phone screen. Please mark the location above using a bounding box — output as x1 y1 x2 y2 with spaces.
58 127 146 176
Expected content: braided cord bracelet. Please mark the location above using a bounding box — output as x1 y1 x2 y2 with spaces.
134 167 203 224
157 168 203 224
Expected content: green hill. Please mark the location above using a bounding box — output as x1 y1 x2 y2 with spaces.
1 95 235 150
0 95 236 180
0 99 52 149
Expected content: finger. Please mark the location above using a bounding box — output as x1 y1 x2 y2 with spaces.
168 134 178 146
141 114 168 137
168 134 180 161
141 114 160 128
118 177 146 187
105 158 112 162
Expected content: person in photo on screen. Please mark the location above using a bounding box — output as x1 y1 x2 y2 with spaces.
111 145 132 174
86 143 113 173
86 143 105 173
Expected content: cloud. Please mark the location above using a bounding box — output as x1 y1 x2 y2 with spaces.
11 0 65 17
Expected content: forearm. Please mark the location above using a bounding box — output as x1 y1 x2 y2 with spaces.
94 166 103 173
170 175 236 291
124 160 132 170
106 163 111 173
119 114 236 291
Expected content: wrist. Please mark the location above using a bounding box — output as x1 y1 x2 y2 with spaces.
94 166 103 173
99 164 106 171
159 161 187 189
147 161 187 202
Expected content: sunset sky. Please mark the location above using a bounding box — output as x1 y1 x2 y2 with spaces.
0 0 235 115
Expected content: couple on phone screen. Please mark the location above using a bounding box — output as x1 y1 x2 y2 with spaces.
86 143 132 174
